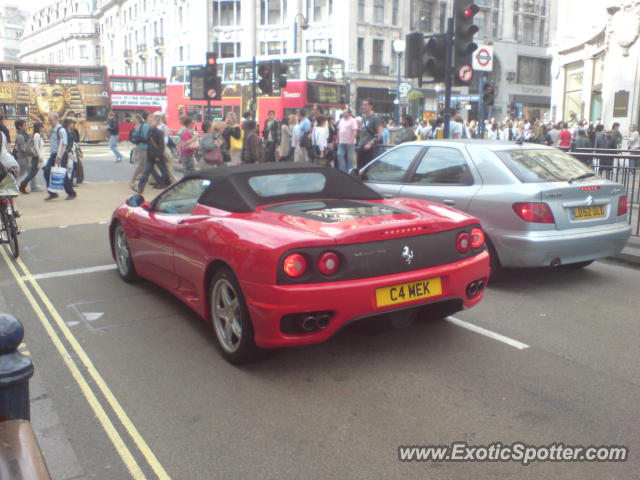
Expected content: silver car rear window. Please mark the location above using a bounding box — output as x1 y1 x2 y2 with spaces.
495 149 593 183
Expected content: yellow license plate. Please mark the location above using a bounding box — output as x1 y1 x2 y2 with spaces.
573 205 605 219
375 277 442 307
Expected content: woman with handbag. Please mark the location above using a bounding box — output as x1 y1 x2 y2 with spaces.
222 112 242 165
19 122 45 193
199 121 224 168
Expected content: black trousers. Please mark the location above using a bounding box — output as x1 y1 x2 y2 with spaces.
43 153 75 196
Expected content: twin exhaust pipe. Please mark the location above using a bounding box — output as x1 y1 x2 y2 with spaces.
299 313 332 332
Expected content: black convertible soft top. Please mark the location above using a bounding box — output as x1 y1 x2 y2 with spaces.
187 163 382 213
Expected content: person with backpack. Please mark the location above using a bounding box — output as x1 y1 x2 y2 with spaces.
295 108 312 163
106 111 123 162
199 121 224 168
45 117 76 201
137 114 171 194
129 113 150 190
43 113 64 191
179 117 199 174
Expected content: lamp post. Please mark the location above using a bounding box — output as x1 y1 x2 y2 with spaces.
293 13 309 53
435 84 442 118
392 39 405 126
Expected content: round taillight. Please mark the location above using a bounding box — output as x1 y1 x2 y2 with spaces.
283 253 307 278
456 232 471 253
471 228 485 249
317 251 340 275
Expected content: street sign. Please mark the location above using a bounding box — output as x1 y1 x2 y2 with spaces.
398 82 411 98
458 64 473 83
472 45 493 72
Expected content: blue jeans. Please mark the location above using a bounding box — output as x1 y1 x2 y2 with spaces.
109 135 123 161
20 156 40 190
337 144 356 172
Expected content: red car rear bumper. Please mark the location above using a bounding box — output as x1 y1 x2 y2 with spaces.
240 251 490 348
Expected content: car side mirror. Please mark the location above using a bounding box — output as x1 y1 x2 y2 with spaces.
141 202 152 211
126 194 145 207
349 167 361 179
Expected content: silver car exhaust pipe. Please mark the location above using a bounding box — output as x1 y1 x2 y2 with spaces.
550 258 561 267
300 316 318 332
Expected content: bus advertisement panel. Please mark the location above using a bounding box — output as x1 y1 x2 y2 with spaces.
165 54 347 132
0 63 109 142
108 75 166 140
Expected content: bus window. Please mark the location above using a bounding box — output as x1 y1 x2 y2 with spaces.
185 105 203 122
307 83 347 105
283 59 301 80
111 78 135 92
50 70 79 85
86 106 108 122
204 106 222 121
170 66 185 83
16 69 46 83
1 68 14 82
80 70 105 85
143 80 165 93
135 79 144 92
306 57 344 82
223 63 233 82
236 62 253 81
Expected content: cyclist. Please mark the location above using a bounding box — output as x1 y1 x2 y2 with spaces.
0 128 20 216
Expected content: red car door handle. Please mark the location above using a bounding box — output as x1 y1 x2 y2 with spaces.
177 216 210 225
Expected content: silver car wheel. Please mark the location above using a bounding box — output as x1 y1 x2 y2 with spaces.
211 279 243 353
115 226 131 276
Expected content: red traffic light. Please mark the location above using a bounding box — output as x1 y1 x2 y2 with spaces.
462 4 480 18
207 57 216 65
259 65 271 77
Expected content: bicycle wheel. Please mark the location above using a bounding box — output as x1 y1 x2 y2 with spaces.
1 207 18 259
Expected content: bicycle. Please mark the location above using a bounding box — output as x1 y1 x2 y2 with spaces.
0 195 19 258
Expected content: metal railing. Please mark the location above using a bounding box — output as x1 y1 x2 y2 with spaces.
560 147 640 236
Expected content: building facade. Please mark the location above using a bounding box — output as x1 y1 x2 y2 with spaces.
0 5 30 62
550 0 640 131
20 0 100 66
95 0 208 78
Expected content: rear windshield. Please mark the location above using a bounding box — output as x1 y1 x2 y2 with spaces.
495 149 593 183
248 172 327 197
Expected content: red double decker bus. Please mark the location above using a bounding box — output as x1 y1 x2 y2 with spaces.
108 75 166 140
166 54 347 130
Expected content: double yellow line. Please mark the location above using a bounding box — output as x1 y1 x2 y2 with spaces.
0 249 171 480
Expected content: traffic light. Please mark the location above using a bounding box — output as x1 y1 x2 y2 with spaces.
258 63 273 95
483 83 495 107
404 32 447 85
424 36 447 84
271 60 288 89
453 1 479 85
204 52 221 100
404 32 424 79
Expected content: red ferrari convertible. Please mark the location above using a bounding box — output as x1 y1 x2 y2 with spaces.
110 164 490 363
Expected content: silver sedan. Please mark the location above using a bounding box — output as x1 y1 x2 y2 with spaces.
357 140 631 270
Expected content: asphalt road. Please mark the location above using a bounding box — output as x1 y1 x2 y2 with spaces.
1 144 639 480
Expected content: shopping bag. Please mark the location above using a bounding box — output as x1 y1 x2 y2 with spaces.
48 166 67 193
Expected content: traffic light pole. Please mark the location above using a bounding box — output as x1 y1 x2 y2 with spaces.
252 56 257 115
478 73 485 139
443 17 454 139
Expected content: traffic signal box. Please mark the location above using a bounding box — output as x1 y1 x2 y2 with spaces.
483 83 495 107
404 1 479 86
258 63 273 95
453 1 480 86
204 52 222 100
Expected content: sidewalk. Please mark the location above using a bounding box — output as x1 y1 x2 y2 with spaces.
17 181 133 231
614 235 640 267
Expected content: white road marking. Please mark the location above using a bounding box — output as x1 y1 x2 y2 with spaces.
82 312 104 322
446 316 530 350
21 264 117 281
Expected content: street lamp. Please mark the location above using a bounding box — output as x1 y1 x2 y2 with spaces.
392 39 405 126
293 13 309 54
